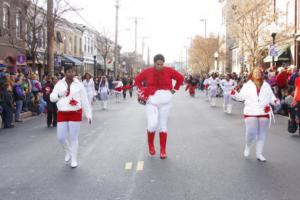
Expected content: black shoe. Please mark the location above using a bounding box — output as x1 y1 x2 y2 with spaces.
15 119 23 122
4 125 14 128
53 124 57 127
47 124 51 128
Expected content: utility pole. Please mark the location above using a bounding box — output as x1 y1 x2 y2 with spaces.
47 0 54 76
147 46 150 67
129 17 143 54
114 0 120 78
141 36 150 66
200 19 207 38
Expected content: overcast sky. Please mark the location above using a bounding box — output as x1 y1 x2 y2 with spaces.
64 0 222 63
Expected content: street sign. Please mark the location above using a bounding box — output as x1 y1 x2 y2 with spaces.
269 45 278 57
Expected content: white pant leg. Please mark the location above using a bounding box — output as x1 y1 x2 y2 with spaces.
257 118 269 141
158 103 172 132
57 122 69 144
244 118 259 143
224 94 230 106
146 103 159 132
68 122 81 145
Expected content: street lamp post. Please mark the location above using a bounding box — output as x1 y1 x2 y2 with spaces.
214 52 219 72
270 22 278 68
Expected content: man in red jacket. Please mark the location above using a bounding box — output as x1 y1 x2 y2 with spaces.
135 54 184 159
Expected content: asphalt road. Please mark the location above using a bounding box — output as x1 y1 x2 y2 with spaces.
1 90 300 200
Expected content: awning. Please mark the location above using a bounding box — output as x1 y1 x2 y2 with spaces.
263 45 291 63
62 55 84 66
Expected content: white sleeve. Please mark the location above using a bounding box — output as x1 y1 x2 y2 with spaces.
232 84 246 102
80 84 92 120
50 81 61 103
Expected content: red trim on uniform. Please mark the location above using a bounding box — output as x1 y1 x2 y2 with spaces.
115 87 123 92
244 114 269 119
57 109 83 122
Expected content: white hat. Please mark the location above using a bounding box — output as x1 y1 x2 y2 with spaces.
277 67 284 73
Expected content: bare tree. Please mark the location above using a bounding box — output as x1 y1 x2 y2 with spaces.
47 0 77 76
230 0 284 69
96 29 113 76
189 36 218 74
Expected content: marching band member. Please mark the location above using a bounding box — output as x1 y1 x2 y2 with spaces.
231 67 279 162
50 65 92 168
220 74 237 114
135 54 184 159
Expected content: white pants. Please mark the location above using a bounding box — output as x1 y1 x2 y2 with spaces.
57 121 81 153
244 118 269 143
146 90 172 132
223 94 232 106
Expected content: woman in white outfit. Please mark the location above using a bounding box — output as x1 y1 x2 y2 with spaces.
82 73 96 105
98 76 110 110
220 74 237 114
113 79 123 103
231 67 279 162
208 73 219 106
50 66 92 168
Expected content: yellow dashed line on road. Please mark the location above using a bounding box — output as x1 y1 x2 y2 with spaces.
125 162 133 170
136 161 144 171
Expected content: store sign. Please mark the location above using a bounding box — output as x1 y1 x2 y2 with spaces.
17 54 26 65
269 45 278 57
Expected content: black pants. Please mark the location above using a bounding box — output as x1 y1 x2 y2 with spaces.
2 105 13 128
129 89 133 98
47 104 57 127
123 90 127 99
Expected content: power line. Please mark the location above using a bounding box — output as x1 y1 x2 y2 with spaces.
62 0 99 31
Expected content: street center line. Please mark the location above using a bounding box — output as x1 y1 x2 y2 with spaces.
125 162 133 170
136 161 144 171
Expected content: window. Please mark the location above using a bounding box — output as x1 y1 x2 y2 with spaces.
69 37 72 54
3 3 10 29
38 29 42 48
43 29 46 48
16 11 21 38
74 36 77 55
84 36 87 52
80 38 82 55
88 37 90 53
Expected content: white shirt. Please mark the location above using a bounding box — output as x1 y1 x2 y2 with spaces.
220 79 237 95
83 79 96 96
232 80 277 116
50 78 92 119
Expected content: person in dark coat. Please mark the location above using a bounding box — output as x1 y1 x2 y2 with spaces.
43 76 57 127
0 83 14 128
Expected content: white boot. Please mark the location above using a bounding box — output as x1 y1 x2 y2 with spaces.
256 141 266 162
211 98 216 107
243 140 253 157
103 101 108 110
62 141 71 163
70 143 79 168
227 104 232 114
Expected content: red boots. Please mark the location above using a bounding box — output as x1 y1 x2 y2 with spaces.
147 131 156 155
159 132 167 159
147 131 168 159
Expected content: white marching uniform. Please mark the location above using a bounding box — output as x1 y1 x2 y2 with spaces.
208 77 219 106
83 79 96 105
231 80 278 161
50 78 92 168
220 79 236 114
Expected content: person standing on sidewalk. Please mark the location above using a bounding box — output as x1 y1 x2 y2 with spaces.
50 66 92 168
13 76 25 122
43 75 57 128
135 54 184 159
231 67 279 162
